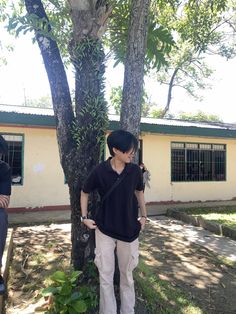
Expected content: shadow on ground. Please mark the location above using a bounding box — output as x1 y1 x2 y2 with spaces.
6 224 72 314
5 219 236 314
139 218 236 314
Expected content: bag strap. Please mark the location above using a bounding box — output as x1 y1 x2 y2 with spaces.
101 171 128 203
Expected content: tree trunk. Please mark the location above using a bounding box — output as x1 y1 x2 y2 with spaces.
68 0 110 269
24 0 110 270
70 37 108 269
120 0 151 139
116 0 151 284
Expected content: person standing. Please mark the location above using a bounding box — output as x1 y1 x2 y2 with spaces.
0 135 11 295
139 162 150 191
80 129 147 314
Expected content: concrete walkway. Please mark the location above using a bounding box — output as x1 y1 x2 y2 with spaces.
8 200 236 224
150 215 236 263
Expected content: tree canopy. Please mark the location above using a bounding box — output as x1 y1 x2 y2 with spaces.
178 110 223 122
3 0 236 116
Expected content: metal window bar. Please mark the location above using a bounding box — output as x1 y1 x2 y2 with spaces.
213 150 226 181
186 149 199 181
171 142 226 182
1 135 23 185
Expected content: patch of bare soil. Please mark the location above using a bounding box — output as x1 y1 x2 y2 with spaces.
6 224 72 314
139 219 236 314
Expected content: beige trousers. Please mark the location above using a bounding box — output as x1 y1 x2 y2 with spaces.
95 228 139 314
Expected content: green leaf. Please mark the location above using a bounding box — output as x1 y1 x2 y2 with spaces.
70 291 80 301
68 308 77 314
60 283 72 296
51 271 67 283
70 271 81 283
42 286 58 296
72 300 87 313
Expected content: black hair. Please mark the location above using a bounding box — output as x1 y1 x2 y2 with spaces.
0 135 8 155
107 129 138 156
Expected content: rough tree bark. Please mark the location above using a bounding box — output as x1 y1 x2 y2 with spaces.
24 0 111 270
120 0 151 140
67 0 111 270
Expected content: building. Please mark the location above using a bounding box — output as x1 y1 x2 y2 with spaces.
1 104 236 212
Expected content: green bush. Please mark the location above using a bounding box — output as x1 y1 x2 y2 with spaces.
42 270 97 314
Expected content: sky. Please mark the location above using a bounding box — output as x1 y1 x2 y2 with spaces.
0 29 236 123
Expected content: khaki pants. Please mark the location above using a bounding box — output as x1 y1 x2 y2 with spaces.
95 228 139 314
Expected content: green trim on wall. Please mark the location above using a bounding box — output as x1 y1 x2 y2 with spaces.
109 120 236 139
2 112 236 139
0 112 56 127
143 122 236 138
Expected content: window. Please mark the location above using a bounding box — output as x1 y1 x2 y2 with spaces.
1 134 24 185
171 142 226 182
138 139 143 164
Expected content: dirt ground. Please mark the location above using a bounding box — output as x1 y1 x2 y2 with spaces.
6 224 72 314
5 218 236 314
139 219 236 314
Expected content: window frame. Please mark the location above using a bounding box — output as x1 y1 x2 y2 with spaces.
171 141 226 182
138 139 143 164
0 133 24 186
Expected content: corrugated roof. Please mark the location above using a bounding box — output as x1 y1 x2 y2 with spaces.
0 104 54 116
141 117 236 130
109 112 236 130
1 104 236 138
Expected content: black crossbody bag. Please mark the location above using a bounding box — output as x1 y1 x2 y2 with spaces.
91 171 128 220
101 171 128 204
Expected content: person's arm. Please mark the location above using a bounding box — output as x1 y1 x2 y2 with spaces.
80 191 97 229
135 190 147 230
0 195 10 208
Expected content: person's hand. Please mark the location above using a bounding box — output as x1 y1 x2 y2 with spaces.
139 216 147 230
83 219 97 229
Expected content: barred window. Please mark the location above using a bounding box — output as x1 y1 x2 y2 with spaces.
1 134 24 185
171 142 226 182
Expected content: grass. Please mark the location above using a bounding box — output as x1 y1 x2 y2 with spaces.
134 259 204 314
216 255 236 269
183 206 236 230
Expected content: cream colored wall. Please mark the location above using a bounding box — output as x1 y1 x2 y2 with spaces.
2 125 236 207
141 133 236 203
0 126 70 209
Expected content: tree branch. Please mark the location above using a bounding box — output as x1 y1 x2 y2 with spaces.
24 0 74 156
161 67 179 117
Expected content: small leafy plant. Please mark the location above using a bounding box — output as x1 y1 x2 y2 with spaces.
42 270 88 314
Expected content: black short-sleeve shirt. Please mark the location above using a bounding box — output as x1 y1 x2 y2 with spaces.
0 161 11 196
82 158 143 242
